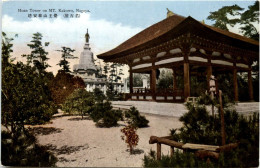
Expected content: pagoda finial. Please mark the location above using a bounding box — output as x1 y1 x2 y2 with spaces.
85 28 90 43
167 8 174 18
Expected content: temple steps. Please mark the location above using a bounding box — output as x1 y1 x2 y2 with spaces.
112 101 259 118
234 102 259 117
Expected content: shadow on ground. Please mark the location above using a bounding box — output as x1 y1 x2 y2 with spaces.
28 127 63 135
126 149 144 155
59 157 77 163
68 116 91 121
45 144 89 155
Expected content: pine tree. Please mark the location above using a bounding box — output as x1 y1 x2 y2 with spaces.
22 32 50 71
240 1 259 40
207 5 243 31
56 46 76 72
103 62 110 79
207 1 259 40
109 63 116 84
109 63 124 92
2 32 14 69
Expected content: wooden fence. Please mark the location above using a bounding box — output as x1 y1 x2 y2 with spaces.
149 136 239 160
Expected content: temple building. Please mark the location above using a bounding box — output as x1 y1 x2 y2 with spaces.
98 10 259 102
73 29 124 93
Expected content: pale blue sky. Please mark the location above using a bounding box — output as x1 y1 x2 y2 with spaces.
2 1 255 27
1 1 257 75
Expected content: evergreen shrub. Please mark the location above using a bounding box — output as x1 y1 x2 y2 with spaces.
125 107 149 128
143 94 259 167
1 130 57 167
144 150 212 167
90 101 123 127
62 88 94 118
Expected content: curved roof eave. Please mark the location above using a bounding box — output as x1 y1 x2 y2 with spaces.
98 15 259 60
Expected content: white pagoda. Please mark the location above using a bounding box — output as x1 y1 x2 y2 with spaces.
73 29 124 93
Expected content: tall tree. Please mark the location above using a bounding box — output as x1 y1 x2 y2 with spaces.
103 62 110 79
157 69 173 89
108 63 124 92
109 63 124 83
207 1 259 40
2 32 14 68
207 4 243 31
2 62 57 133
22 32 50 71
94 60 103 78
109 63 116 83
117 66 124 82
56 46 76 72
240 1 259 40
133 73 143 87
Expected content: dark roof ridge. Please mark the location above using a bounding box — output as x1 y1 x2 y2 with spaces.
98 13 259 59
98 14 186 57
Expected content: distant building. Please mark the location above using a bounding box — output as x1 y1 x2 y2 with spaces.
73 29 124 93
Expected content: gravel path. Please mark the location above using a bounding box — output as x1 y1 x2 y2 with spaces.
30 114 182 167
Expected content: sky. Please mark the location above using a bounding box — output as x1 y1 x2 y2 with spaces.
1 0 257 78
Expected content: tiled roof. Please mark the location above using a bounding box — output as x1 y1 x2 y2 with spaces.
98 14 258 59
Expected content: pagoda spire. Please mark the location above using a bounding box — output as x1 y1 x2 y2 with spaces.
85 28 90 43
167 8 174 18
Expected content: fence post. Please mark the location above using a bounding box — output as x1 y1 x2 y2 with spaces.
219 90 226 145
170 146 174 157
157 143 161 160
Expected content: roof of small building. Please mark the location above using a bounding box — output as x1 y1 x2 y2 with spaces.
98 13 258 60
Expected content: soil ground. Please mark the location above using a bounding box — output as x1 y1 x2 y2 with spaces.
29 113 182 167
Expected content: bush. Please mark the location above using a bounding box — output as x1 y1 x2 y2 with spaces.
49 71 86 105
62 88 94 119
121 125 139 154
90 101 123 127
144 93 259 167
125 107 149 128
106 88 124 101
144 150 212 167
106 88 116 101
93 88 106 103
1 130 57 167
2 62 57 132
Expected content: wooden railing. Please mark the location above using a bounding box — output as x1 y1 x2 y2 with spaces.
149 136 239 160
133 87 151 93
127 88 184 102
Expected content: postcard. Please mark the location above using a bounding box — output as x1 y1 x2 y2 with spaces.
1 0 259 167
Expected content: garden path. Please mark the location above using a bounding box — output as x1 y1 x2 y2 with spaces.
32 113 182 167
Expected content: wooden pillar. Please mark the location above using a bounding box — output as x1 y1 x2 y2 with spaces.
173 69 177 91
207 66 212 91
129 66 133 93
184 63 190 99
248 69 254 101
150 71 152 89
151 68 157 100
182 42 191 100
206 52 212 91
233 68 238 102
